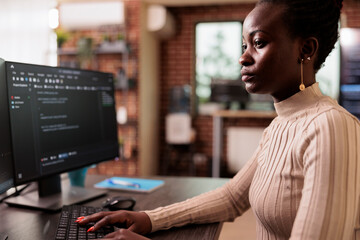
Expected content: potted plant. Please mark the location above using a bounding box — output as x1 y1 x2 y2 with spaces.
55 28 70 48
77 36 94 69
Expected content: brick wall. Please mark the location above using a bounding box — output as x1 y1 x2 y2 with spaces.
71 0 360 177
343 0 360 27
159 4 257 176
58 0 141 177
158 1 360 177
90 0 141 176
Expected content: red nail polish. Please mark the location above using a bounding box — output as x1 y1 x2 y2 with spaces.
87 226 94 232
75 217 84 223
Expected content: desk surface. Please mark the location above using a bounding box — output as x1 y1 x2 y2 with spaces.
0 175 229 240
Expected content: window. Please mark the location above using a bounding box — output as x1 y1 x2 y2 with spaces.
195 21 242 108
194 21 339 113
316 39 340 100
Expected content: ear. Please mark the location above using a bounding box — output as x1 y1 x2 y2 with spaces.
299 37 319 61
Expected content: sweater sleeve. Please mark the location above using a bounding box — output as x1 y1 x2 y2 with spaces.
144 130 268 232
290 109 360 239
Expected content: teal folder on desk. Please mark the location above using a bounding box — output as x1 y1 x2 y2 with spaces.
94 177 165 193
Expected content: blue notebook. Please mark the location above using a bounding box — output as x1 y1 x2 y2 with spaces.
94 177 164 193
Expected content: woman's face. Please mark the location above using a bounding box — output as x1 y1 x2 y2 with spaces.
240 3 302 102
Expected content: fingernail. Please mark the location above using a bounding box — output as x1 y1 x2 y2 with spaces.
75 217 85 223
87 226 94 232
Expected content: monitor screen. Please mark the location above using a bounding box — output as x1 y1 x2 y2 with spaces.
210 79 249 109
0 59 14 194
5 61 119 185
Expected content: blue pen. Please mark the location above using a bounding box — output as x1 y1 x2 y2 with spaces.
107 179 141 188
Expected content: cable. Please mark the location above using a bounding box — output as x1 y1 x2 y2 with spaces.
0 184 30 203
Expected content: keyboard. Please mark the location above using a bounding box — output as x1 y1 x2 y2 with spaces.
55 205 114 240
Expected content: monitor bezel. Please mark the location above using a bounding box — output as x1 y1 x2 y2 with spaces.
4 60 119 187
0 58 14 194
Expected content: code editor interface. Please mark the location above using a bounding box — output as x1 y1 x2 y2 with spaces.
6 62 118 184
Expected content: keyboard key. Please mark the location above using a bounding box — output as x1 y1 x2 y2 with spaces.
55 205 115 239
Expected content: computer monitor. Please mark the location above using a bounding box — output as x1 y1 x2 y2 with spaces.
0 59 14 195
210 78 249 109
0 58 119 211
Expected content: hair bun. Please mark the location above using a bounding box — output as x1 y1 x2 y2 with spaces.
334 0 343 10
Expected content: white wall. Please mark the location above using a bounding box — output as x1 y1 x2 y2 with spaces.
0 0 56 65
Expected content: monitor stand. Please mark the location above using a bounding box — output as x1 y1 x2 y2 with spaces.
4 174 107 212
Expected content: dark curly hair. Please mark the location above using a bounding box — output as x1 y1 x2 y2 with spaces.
258 0 343 71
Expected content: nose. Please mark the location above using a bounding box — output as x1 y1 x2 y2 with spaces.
239 51 254 67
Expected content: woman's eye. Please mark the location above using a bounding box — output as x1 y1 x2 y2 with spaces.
254 39 266 48
242 44 247 52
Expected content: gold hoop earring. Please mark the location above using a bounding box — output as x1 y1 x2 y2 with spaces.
299 59 305 91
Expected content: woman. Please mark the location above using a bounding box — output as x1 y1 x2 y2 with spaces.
79 0 360 239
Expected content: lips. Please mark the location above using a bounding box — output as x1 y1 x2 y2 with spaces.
241 71 254 82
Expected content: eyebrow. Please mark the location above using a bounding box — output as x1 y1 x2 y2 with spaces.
249 29 269 36
242 29 270 42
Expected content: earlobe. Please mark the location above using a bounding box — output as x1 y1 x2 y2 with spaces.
300 37 319 61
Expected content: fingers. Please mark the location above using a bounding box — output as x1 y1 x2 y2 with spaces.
77 211 113 225
103 229 131 238
92 212 130 231
101 231 117 238
103 229 151 240
77 211 132 232
76 210 152 236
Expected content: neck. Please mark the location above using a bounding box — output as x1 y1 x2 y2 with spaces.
272 66 316 103
272 79 316 103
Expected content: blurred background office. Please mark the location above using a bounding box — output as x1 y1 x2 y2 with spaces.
0 0 359 180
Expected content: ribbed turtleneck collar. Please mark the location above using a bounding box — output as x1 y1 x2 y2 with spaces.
274 83 324 118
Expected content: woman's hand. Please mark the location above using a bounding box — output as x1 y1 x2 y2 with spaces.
77 210 152 235
102 228 151 240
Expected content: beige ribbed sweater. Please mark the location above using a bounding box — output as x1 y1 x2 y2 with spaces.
145 83 360 240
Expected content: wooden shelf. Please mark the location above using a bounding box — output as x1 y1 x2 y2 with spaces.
57 44 127 56
57 48 77 56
